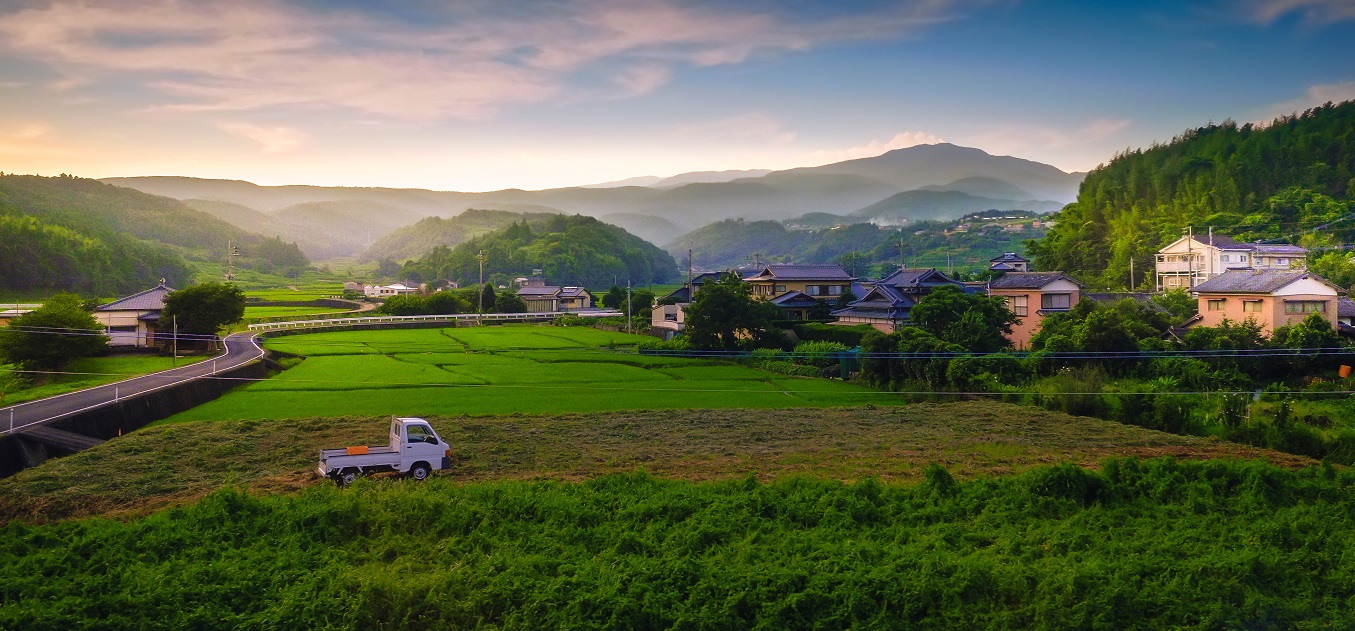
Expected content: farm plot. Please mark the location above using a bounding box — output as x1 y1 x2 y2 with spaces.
167 326 881 421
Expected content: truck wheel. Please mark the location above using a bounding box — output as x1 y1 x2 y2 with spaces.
409 462 432 481
338 469 360 486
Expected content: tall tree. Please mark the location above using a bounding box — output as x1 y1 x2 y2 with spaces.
161 283 246 338
909 286 1018 353
0 293 108 371
480 283 497 313
683 272 780 351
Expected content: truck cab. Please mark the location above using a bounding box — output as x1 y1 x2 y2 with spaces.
318 417 453 485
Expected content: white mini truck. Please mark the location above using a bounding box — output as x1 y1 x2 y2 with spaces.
318 417 452 485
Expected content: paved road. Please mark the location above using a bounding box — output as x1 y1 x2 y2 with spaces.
1 332 264 436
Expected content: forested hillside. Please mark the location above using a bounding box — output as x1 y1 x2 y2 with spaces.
363 209 561 262
401 214 679 287
1030 101 1355 288
0 174 308 295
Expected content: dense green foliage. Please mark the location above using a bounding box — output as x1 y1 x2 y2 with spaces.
375 291 472 316
0 293 108 371
363 209 562 262
909 286 1018 353
684 273 782 351
672 217 1046 276
4 461 1355 629
1030 101 1355 287
161 283 247 336
401 215 679 288
0 174 309 294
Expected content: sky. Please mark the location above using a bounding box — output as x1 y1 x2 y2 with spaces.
0 0 1353 192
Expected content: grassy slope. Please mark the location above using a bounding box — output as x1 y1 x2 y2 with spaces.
1 355 208 406
0 401 1312 523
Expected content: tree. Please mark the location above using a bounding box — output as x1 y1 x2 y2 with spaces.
161 283 246 339
909 285 1018 353
480 283 497 313
0 293 108 371
497 290 527 313
683 272 780 351
601 286 627 309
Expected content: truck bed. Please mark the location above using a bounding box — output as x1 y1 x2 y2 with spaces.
320 446 398 459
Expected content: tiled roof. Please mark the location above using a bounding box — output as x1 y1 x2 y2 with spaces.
97 283 174 312
876 268 960 291
744 264 853 282
1338 297 1355 318
1186 234 1308 255
770 290 821 307
1192 270 1336 294
988 262 1017 271
989 252 1028 263
987 272 1083 290
558 287 589 297
517 286 561 297
1253 244 1309 256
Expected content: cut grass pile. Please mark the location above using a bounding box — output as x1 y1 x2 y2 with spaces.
164 326 881 421
0 401 1313 523
1 355 208 407
3 460 1354 629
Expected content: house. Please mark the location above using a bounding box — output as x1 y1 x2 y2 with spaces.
557 287 593 310
1188 270 1339 335
1337 297 1355 336
769 290 823 320
514 276 547 288
830 268 963 332
94 282 174 347
515 285 594 312
988 252 1030 272
651 302 687 339
1155 234 1308 291
986 272 1084 349
517 286 561 312
0 304 37 327
743 265 854 300
363 283 423 299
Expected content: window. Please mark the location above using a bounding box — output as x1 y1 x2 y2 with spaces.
1041 293 1071 310
829 285 843 295
1009 295 1028 317
1276 258 1288 265
806 285 821 296
407 425 433 443
1207 299 1225 311
1243 300 1262 313
1285 301 1327 315
774 284 787 293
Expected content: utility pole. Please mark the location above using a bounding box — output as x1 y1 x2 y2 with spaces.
225 240 239 280
476 249 486 320
172 314 178 367
626 280 632 335
687 247 693 300
1129 256 1135 290
898 237 906 270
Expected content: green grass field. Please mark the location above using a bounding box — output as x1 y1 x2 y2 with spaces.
242 306 350 318
164 326 880 422
1 355 209 407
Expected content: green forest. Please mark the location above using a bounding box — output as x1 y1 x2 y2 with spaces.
4 461 1354 629
363 209 564 262
400 214 680 287
0 174 310 295
1030 100 1355 288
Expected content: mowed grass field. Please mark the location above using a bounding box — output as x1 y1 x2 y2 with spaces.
165 325 882 422
0 401 1313 523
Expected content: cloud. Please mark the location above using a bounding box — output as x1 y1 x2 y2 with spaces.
808 131 947 164
961 118 1131 157
1257 80 1355 121
216 121 307 153
0 122 76 158
1241 0 1355 25
0 0 993 120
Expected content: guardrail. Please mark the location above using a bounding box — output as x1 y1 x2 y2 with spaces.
247 310 626 332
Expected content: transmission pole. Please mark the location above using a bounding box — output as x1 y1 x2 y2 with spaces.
626 280 632 334
476 249 486 321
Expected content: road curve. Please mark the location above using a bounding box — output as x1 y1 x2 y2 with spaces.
1 332 265 436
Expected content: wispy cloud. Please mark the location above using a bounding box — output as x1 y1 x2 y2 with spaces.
0 122 76 158
216 121 307 153
1241 0 1355 25
0 0 993 120
1256 80 1355 121
807 131 947 164
961 118 1131 157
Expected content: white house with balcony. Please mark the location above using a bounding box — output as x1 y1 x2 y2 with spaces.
1155 234 1307 291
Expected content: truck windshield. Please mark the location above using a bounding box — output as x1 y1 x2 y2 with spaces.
406 425 433 443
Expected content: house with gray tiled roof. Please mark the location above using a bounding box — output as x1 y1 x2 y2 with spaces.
743 264 854 300
988 252 1029 272
830 268 962 332
986 272 1085 349
94 282 174 347
515 285 594 312
1189 270 1339 334
1155 233 1308 291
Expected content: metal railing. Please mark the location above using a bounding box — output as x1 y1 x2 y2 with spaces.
247 310 625 332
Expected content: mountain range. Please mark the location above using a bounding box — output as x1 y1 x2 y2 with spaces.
104 143 1084 261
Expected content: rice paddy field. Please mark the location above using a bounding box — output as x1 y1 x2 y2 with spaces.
242 306 351 319
165 325 881 422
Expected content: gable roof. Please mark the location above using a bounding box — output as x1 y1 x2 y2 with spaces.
989 252 1028 263
987 272 1084 290
875 268 960 292
744 264 853 282
769 290 821 308
517 286 561 297
97 283 175 312
1338 297 1355 318
1159 234 1309 255
558 286 590 298
1192 270 1339 294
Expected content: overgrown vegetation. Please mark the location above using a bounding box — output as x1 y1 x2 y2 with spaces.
3 460 1352 629
1030 100 1355 288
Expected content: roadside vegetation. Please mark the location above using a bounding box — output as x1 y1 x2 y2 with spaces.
3 459 1352 629
0 354 208 407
